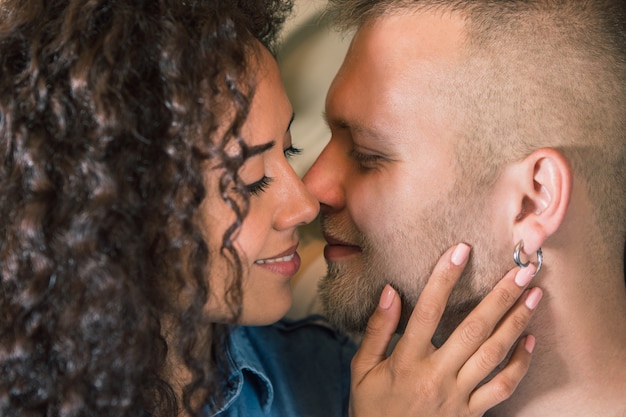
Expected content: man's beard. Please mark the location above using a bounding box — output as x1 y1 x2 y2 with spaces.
318 193 509 344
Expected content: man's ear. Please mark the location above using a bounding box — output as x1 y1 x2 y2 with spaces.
510 148 572 257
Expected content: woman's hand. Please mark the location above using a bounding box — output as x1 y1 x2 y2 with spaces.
349 243 542 417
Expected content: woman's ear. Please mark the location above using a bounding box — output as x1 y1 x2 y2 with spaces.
511 148 572 256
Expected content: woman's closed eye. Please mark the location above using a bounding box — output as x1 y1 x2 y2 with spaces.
243 145 301 196
246 175 273 196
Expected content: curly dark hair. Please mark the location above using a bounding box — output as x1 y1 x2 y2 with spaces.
0 0 293 416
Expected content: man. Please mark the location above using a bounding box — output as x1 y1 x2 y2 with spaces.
304 1 626 415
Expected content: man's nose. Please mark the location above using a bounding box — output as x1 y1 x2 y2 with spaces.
303 139 346 212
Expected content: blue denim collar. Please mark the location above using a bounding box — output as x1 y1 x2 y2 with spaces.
212 326 274 415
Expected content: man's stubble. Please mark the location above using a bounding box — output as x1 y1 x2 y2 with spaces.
318 186 510 344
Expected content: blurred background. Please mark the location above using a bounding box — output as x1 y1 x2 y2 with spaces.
278 0 351 177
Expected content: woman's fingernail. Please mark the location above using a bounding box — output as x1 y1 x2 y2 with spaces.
525 287 543 310
524 335 536 353
379 285 395 310
515 264 537 287
451 243 471 266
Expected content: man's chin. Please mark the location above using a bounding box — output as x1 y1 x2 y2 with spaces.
318 284 379 335
317 264 383 334
320 295 374 335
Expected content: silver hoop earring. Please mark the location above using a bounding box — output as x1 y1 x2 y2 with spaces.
513 240 543 276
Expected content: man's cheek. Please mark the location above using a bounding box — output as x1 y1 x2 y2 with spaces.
349 184 394 239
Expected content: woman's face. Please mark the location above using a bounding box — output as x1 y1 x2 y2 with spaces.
202 45 319 325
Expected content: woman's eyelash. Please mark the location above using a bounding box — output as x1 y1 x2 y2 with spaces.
284 146 302 158
246 176 273 195
242 146 300 196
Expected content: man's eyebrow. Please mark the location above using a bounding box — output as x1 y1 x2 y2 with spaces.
322 112 385 142
323 112 350 131
247 141 275 157
322 111 331 127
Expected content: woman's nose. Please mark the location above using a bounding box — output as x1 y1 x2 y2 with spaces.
274 166 320 230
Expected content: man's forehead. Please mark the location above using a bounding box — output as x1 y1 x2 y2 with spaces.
327 9 468 112
354 10 467 63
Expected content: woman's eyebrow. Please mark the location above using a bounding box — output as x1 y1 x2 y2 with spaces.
247 141 275 157
245 112 292 157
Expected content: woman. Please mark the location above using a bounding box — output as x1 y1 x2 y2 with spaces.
0 1 538 416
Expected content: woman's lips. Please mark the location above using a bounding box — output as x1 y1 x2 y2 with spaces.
254 244 301 277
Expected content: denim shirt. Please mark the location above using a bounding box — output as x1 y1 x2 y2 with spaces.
210 316 357 417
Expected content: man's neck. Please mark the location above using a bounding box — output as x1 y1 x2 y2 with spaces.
487 263 626 417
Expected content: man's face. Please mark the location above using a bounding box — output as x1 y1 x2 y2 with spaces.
304 12 506 338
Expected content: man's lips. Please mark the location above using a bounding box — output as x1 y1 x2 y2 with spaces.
323 234 362 260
